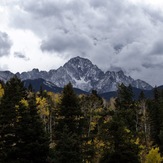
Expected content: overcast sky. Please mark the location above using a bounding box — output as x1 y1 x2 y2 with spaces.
0 0 163 86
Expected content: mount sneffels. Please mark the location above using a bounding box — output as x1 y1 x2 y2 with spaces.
0 56 152 93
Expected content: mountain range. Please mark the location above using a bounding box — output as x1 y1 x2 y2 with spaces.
0 56 153 93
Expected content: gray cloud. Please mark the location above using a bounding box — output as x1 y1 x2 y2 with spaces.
40 30 93 58
150 39 163 55
8 0 163 85
0 31 12 57
143 7 163 25
142 63 163 69
14 52 30 61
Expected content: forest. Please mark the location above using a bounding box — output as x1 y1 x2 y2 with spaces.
0 76 163 163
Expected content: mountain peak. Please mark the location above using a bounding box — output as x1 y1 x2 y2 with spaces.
32 68 39 72
69 56 89 61
64 56 94 68
61 56 104 92
63 56 102 76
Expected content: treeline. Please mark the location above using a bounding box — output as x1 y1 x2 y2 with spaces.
0 76 163 163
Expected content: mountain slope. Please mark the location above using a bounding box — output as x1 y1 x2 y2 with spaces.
23 79 157 101
50 56 105 92
100 87 153 100
23 78 89 95
0 71 14 82
47 56 152 93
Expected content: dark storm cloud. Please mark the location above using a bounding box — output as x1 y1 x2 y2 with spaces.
13 0 86 35
34 0 147 59
9 0 163 85
10 0 162 52
40 30 93 57
0 31 12 57
14 52 30 61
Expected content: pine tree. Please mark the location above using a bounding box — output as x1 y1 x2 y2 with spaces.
100 115 140 163
99 83 140 162
147 88 163 154
0 76 49 162
148 88 161 146
16 93 49 163
115 83 137 133
138 90 145 101
0 76 26 162
54 83 83 163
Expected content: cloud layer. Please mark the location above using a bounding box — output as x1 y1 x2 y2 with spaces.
2 0 163 85
0 31 12 57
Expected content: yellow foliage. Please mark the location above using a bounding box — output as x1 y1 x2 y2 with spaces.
145 147 163 163
36 97 49 116
94 108 103 114
20 99 29 107
109 98 116 110
87 140 92 145
124 128 130 133
90 121 96 131
54 94 61 104
0 84 4 98
15 105 19 109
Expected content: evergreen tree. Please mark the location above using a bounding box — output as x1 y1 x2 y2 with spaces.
100 115 140 163
99 83 140 162
27 83 33 92
17 93 49 163
116 83 133 110
115 83 137 133
54 83 83 163
0 76 26 162
148 88 163 153
148 88 161 144
0 76 49 162
138 90 145 101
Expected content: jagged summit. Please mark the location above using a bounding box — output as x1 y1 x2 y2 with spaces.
0 56 153 93
64 56 92 65
63 56 101 77
64 56 95 76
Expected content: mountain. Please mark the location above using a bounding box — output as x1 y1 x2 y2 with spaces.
50 57 105 92
0 56 153 93
0 71 14 82
23 78 62 93
23 78 89 95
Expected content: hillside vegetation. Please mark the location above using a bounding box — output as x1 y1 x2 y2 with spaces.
0 76 163 163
